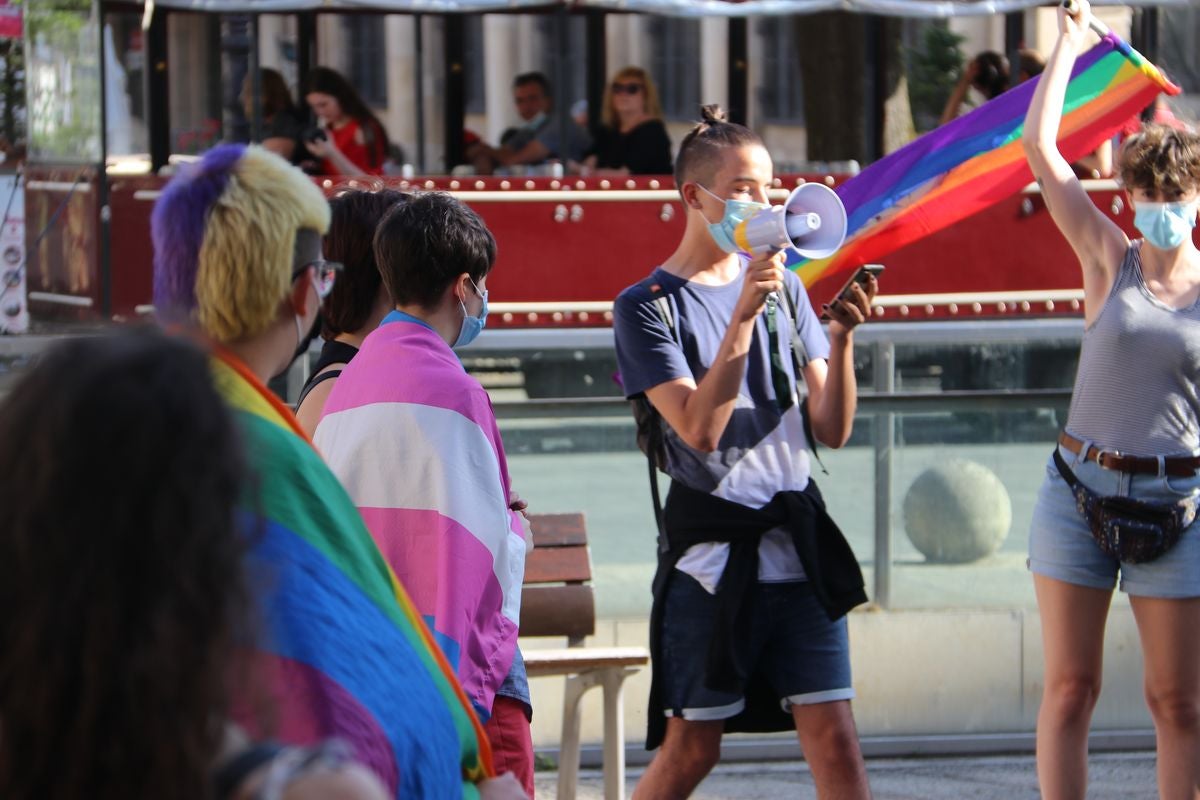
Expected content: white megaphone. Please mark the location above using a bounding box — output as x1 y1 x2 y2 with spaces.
729 183 848 259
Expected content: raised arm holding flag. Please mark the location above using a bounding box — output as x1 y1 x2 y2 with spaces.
1023 4 1200 800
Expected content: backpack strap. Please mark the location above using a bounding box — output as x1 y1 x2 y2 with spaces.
778 287 827 475
636 276 675 553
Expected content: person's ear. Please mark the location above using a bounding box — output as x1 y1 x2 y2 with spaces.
682 183 704 212
289 267 313 316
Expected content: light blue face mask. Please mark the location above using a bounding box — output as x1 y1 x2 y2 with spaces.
697 184 770 254
453 277 488 348
1134 200 1198 250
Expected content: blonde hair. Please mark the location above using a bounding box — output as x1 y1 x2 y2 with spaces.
193 147 330 342
602 66 664 130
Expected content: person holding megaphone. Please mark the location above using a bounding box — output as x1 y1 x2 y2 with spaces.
613 105 875 800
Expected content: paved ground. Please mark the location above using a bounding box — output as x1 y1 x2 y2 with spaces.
535 751 1159 799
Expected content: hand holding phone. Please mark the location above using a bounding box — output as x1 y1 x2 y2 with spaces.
820 264 883 322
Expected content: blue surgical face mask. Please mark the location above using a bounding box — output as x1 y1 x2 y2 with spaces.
1134 200 1198 250
453 277 488 348
697 184 770 254
525 112 547 130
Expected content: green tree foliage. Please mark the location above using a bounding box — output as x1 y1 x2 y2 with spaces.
908 24 965 132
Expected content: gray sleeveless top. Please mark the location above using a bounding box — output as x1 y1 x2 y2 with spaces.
1065 241 1200 456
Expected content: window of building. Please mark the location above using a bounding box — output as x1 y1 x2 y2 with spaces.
755 17 804 125
341 15 387 108
535 14 587 114
648 17 700 121
464 15 485 115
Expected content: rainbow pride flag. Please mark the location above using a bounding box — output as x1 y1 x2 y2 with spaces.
210 347 492 800
789 32 1180 288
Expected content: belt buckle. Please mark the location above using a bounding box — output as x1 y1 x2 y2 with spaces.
1096 447 1121 468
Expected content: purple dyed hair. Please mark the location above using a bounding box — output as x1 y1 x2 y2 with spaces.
151 144 246 324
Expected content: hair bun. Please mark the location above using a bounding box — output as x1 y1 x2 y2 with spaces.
699 104 727 125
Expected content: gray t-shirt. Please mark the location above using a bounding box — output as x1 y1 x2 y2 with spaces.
1066 241 1200 455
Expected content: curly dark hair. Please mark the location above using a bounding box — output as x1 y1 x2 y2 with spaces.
673 103 765 194
374 192 496 310
0 329 251 800
322 188 409 339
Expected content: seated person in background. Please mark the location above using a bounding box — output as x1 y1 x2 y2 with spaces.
940 51 1009 125
0 329 387 800
582 66 673 176
241 67 307 166
1016 48 1046 83
466 72 591 173
295 188 409 436
302 67 389 176
150 143 524 799
314 193 535 797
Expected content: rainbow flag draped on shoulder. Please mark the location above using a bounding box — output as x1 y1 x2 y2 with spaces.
789 31 1180 289
314 316 527 721
210 347 491 800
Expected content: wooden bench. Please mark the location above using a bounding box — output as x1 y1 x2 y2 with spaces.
520 513 649 800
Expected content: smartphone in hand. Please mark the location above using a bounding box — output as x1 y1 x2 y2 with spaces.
820 264 884 320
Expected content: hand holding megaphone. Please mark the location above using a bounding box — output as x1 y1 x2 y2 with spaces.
715 182 848 260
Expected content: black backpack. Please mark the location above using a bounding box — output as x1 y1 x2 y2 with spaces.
627 277 824 548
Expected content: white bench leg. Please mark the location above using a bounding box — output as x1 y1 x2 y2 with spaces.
557 674 591 800
600 668 638 800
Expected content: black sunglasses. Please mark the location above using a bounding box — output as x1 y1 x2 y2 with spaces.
611 82 644 95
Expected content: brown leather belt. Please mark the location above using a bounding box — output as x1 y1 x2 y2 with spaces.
1058 432 1200 478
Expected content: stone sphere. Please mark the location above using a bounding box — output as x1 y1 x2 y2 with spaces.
903 459 1012 564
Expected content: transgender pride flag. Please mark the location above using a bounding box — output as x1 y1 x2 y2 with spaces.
315 314 527 721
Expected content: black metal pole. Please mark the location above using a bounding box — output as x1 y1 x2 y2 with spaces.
97 0 111 317
585 10 606 135
249 15 262 143
414 13 426 171
297 10 315 115
143 2 169 172
1004 11 1023 83
863 14 883 163
552 6 570 168
727 17 748 126
443 14 466 171
1132 7 1159 64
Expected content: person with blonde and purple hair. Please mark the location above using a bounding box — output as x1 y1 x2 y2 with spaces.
151 143 528 800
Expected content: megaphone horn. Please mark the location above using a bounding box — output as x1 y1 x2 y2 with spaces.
732 182 848 260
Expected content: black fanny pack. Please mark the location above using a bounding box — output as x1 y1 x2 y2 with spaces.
1053 448 1197 564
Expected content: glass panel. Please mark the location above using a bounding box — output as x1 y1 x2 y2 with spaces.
755 16 804 125
26 0 101 163
104 12 147 156
647 17 700 121
885 406 1069 610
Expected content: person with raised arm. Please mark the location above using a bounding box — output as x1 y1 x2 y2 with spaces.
1023 3 1200 798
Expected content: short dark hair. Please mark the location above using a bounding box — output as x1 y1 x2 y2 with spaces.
0 328 250 800
673 104 764 192
321 189 409 339
513 71 551 96
374 192 497 310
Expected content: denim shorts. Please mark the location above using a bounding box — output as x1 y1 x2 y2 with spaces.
660 571 854 721
1029 443 1200 598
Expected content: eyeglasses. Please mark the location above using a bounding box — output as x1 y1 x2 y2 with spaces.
292 259 344 299
611 82 644 96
